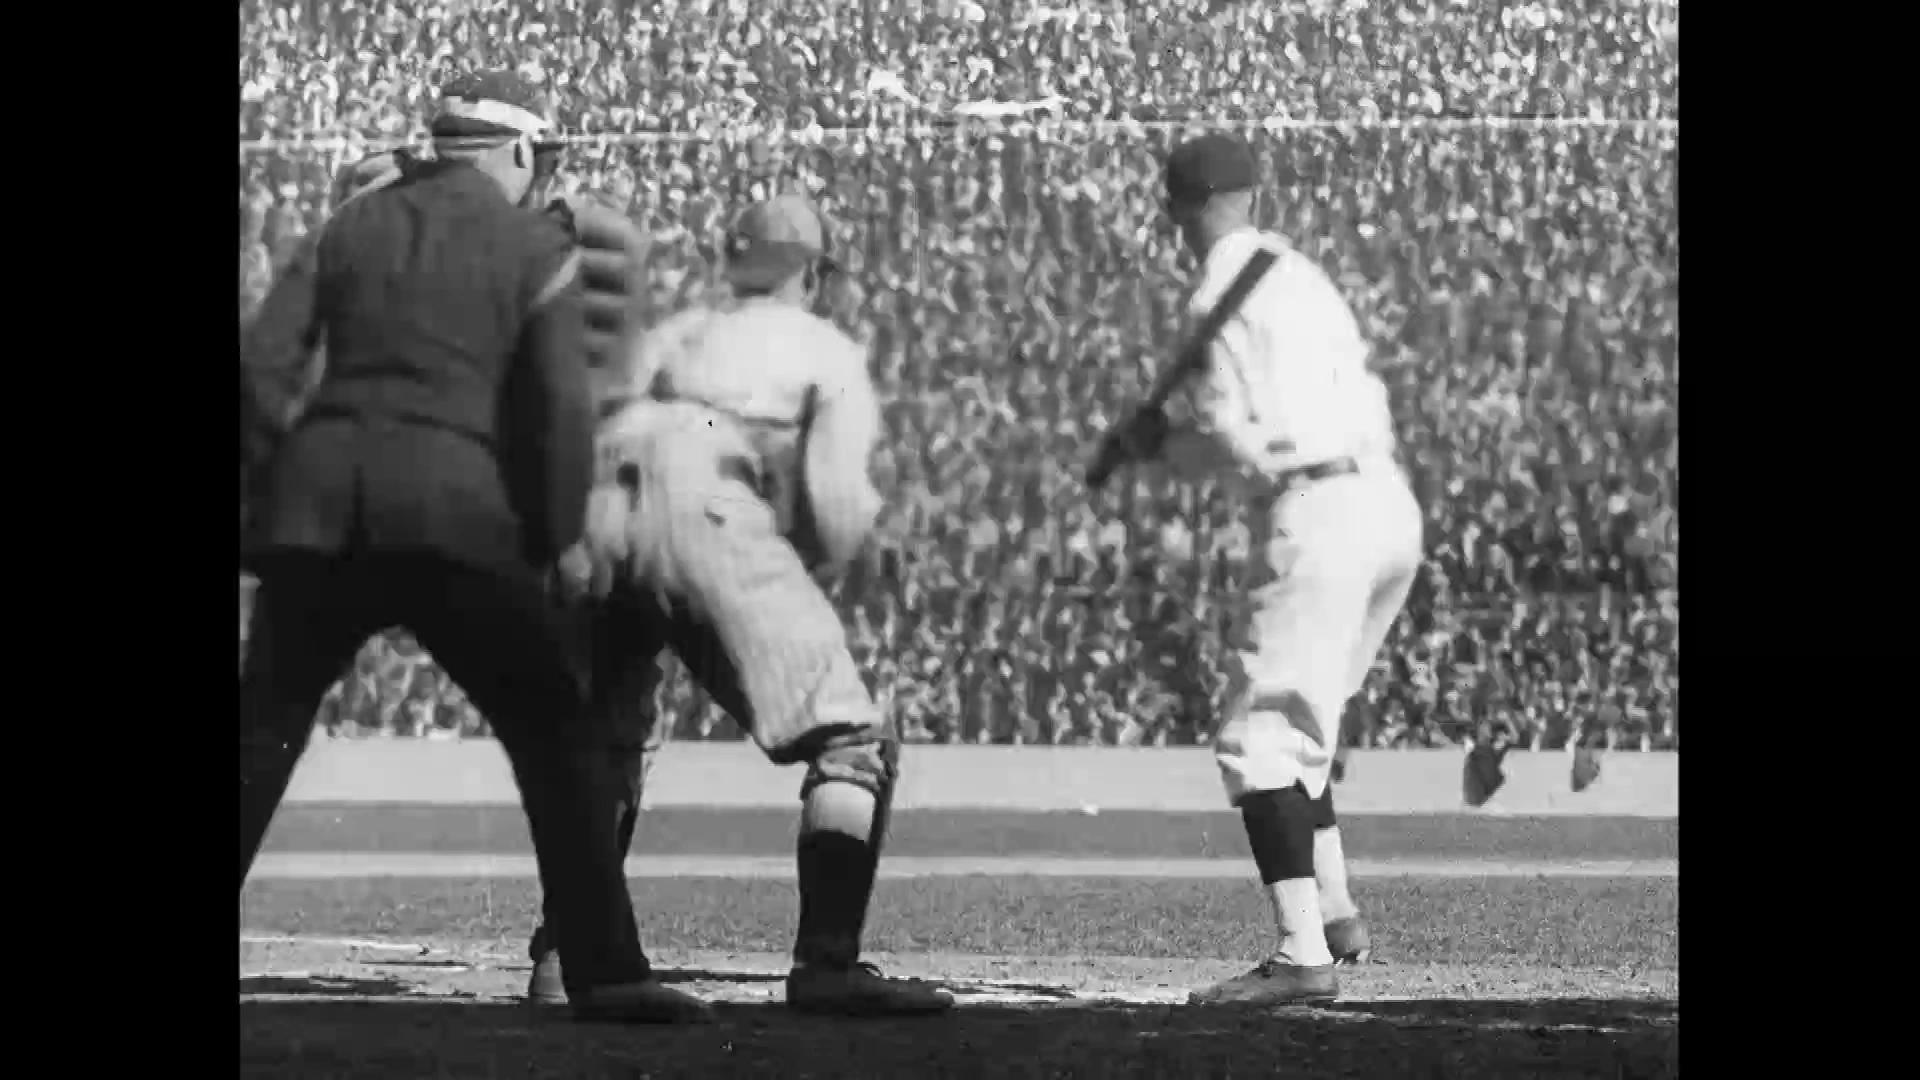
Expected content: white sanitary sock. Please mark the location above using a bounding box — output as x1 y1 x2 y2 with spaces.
1266 877 1333 967
1315 827 1358 923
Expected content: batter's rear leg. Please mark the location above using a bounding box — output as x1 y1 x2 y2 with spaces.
1192 560 1370 1007
529 592 667 1006
1313 783 1372 964
1318 559 1419 967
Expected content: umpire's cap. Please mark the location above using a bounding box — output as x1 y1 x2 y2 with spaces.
723 194 837 292
431 69 556 151
1164 132 1258 205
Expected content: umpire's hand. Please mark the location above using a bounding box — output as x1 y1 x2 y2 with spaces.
551 543 600 605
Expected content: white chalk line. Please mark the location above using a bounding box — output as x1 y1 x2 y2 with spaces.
248 853 1677 880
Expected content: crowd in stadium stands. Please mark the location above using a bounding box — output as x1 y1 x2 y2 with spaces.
240 0 1679 751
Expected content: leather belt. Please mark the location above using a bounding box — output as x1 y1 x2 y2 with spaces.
1273 455 1359 493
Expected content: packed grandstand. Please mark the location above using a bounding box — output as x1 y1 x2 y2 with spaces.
239 0 1679 750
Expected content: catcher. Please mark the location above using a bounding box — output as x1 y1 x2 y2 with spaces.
529 193 954 1018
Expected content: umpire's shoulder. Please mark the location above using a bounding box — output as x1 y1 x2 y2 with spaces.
500 198 574 260
497 201 578 306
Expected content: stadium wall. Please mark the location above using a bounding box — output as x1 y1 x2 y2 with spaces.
282 739 1678 817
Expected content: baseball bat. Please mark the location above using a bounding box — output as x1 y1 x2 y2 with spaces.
1086 247 1279 487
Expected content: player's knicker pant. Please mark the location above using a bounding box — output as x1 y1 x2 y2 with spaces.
597 440 893 797
238 551 652 991
1215 456 1423 804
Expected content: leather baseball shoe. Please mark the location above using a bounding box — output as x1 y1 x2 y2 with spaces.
1189 960 1339 1006
1325 917 1373 965
786 961 956 1016
570 979 715 1024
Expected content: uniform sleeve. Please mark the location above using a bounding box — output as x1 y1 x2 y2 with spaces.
1171 237 1275 477
1187 314 1272 469
801 334 885 570
239 230 326 475
502 236 595 566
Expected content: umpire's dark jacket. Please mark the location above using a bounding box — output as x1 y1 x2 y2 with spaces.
240 160 594 577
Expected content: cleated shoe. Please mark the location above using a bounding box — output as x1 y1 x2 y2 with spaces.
1188 960 1339 1006
570 979 715 1025
1325 917 1373 965
786 961 956 1017
526 926 567 1006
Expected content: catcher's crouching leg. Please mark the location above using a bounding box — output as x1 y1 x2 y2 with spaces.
784 726 953 1016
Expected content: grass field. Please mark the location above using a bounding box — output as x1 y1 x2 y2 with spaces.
241 810 1678 1079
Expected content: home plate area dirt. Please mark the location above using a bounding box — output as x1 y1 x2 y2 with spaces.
241 940 1675 1080
240 872 1677 1078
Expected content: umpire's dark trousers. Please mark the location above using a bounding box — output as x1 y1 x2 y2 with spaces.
239 550 650 991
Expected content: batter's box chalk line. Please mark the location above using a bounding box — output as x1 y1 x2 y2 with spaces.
241 934 441 955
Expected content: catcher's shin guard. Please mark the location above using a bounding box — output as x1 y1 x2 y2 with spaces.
793 736 900 969
786 735 952 1016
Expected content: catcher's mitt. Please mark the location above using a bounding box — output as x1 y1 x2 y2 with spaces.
545 195 653 380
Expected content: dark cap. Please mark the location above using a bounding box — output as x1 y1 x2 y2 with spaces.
431 69 553 143
1163 132 1258 204
723 194 835 292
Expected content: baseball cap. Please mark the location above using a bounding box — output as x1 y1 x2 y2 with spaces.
1163 132 1258 204
723 194 835 292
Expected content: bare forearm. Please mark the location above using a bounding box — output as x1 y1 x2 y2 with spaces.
810 475 883 568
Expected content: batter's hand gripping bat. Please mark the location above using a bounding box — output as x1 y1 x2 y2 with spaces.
1085 247 1278 488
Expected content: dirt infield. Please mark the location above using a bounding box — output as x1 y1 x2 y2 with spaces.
242 815 1677 1077
243 872 1678 970
242 938 1679 1008
242 937 1677 1079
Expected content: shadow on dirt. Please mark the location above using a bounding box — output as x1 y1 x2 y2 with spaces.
1322 996 1678 1032
239 974 415 997
654 967 786 987
240 995 1679 1079
657 967 1079 1001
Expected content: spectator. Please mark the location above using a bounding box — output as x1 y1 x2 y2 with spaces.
240 0 1679 750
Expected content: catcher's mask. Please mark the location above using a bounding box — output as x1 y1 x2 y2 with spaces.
525 137 567 205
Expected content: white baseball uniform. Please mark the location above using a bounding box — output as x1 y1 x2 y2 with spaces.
1161 227 1424 804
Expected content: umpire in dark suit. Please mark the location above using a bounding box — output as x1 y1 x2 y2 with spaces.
238 71 708 1024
